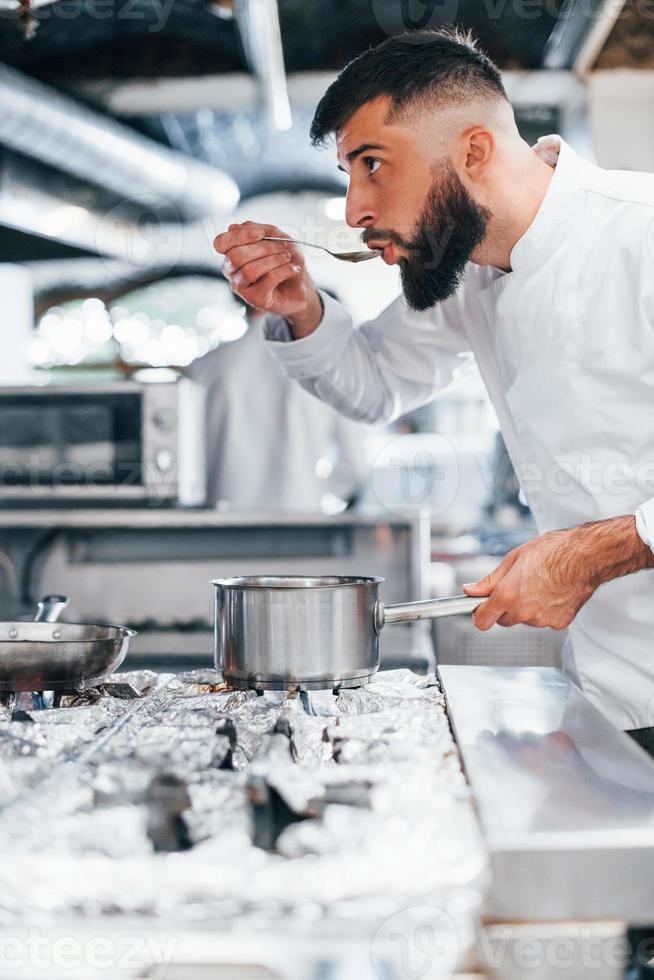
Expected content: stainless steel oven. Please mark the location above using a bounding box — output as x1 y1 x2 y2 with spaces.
0 378 205 506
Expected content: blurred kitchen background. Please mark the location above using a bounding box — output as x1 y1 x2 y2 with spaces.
0 0 650 674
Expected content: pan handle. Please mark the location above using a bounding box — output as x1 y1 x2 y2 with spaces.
374 595 481 632
34 595 69 623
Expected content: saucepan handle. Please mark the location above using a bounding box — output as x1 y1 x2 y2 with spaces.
374 595 481 632
34 595 69 624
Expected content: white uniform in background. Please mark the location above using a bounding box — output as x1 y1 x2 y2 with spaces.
264 135 654 731
188 317 367 512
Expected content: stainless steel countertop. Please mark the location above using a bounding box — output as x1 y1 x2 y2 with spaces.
440 664 654 923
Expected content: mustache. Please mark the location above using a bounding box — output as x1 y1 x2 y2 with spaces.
361 227 415 252
362 223 464 271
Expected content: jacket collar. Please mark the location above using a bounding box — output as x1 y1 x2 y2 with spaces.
509 135 587 274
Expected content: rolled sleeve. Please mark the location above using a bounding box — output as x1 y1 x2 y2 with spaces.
635 497 654 550
263 290 355 379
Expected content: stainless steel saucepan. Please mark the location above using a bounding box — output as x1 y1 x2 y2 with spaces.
0 595 136 692
212 575 480 691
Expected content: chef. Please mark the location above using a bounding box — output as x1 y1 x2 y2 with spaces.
187 300 367 512
214 28 654 743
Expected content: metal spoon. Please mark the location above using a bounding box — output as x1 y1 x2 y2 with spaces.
263 235 382 264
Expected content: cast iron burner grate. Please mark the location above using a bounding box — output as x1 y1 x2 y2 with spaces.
1 682 143 716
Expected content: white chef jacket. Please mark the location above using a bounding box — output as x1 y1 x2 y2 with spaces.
264 135 654 730
188 320 367 511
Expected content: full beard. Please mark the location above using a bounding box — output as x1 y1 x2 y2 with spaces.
382 165 491 312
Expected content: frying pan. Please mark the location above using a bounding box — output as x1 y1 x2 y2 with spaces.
212 575 480 691
0 595 136 692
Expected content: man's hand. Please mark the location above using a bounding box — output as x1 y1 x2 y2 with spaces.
213 221 323 338
464 515 654 631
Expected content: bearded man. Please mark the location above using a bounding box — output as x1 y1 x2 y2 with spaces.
214 29 654 742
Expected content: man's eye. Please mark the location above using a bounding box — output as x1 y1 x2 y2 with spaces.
363 157 381 175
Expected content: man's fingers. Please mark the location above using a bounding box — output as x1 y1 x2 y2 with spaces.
231 251 294 289
214 224 263 254
261 262 302 295
255 262 302 305
224 240 294 274
238 261 301 308
463 551 519 597
464 568 502 597
463 580 493 598
214 222 288 255
472 594 508 631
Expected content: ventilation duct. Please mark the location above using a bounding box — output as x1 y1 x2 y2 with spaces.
0 62 239 221
233 0 292 131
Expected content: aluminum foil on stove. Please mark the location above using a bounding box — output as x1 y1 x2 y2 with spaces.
0 668 487 931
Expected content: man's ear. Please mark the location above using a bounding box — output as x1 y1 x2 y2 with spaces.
457 127 495 184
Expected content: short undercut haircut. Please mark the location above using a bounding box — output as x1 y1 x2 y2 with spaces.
310 27 508 147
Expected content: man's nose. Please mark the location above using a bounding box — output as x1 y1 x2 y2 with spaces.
345 183 376 229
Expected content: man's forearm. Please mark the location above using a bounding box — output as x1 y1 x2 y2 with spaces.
465 513 654 632
567 514 654 590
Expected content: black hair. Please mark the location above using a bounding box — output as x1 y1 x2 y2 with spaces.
310 27 507 147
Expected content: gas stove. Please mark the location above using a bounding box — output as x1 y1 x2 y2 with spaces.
0 667 486 969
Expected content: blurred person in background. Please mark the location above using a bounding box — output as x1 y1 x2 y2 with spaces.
187 293 367 512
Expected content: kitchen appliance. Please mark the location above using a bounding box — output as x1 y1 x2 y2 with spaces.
0 377 205 506
0 593 135 692
212 574 479 691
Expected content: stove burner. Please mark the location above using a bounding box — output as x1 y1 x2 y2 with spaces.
146 773 192 853
248 776 312 851
299 690 317 716
10 710 34 724
4 691 63 714
214 718 237 770
0 682 144 717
